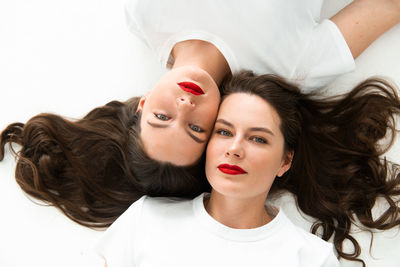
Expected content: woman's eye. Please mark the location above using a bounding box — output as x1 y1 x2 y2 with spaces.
154 113 170 121
216 129 232 137
251 136 267 144
190 124 204 133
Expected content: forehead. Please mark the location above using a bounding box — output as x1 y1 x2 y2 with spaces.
140 122 205 166
218 93 281 127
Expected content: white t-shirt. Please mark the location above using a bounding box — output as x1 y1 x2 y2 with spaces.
94 193 340 267
125 0 355 90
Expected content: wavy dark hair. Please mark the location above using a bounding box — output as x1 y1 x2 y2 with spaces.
1 72 400 265
0 97 210 228
221 71 400 266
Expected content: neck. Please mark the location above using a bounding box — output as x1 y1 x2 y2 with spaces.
171 40 231 86
204 190 271 229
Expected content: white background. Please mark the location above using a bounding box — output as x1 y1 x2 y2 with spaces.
0 0 399 266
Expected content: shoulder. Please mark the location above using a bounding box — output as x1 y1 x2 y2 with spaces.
277 210 339 266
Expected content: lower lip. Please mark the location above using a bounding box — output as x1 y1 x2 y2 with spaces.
179 85 202 95
218 167 246 175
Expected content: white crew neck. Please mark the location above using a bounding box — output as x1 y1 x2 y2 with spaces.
160 30 240 73
192 193 288 242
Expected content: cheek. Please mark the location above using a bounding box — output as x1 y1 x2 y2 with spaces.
195 111 218 137
251 152 283 178
200 103 219 123
205 137 223 168
151 81 178 102
205 146 221 189
199 94 219 115
156 92 176 107
246 154 279 193
206 138 219 163
205 149 214 184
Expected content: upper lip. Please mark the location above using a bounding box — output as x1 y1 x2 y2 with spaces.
217 164 247 174
178 81 204 95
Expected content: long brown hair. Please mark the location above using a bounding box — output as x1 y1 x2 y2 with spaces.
0 97 210 228
1 72 399 265
221 71 400 266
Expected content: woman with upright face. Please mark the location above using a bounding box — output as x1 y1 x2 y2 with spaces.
204 92 293 227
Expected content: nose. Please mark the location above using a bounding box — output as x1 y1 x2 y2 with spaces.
176 95 195 110
225 138 244 159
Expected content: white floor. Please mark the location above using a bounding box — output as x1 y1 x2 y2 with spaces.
0 1 399 266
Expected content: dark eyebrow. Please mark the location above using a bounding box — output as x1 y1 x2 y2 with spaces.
147 121 169 128
249 127 275 136
147 121 205 143
216 119 274 136
185 130 206 144
215 119 233 127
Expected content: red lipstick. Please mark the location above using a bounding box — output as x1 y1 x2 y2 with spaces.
217 164 247 175
178 82 204 95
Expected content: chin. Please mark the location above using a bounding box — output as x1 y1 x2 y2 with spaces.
210 179 245 198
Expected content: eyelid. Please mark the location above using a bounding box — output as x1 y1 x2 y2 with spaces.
189 124 205 133
215 128 233 136
154 113 171 121
250 135 268 144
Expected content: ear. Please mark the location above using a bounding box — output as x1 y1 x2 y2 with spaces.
277 150 294 177
136 96 147 112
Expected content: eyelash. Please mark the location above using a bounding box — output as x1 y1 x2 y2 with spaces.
215 129 267 144
251 136 267 144
190 124 204 133
216 129 232 137
154 113 170 121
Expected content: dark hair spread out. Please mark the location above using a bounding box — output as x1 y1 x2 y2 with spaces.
0 98 209 227
221 71 400 266
1 71 399 266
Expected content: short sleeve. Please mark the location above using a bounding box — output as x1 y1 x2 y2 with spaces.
294 19 356 91
93 196 146 267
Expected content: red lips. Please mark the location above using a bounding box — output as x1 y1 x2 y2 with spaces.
217 164 247 175
178 82 204 95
